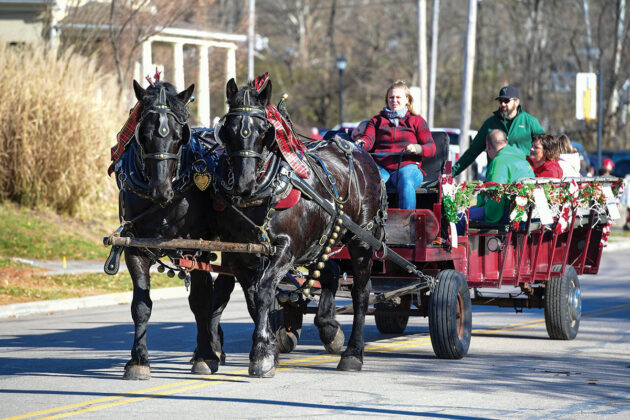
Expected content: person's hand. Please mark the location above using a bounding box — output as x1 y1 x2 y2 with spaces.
406 144 422 154
355 140 366 149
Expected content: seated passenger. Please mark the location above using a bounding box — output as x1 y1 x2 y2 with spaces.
355 80 435 209
527 134 563 178
457 130 534 233
557 134 581 177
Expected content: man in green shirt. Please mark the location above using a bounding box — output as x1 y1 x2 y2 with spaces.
452 85 544 177
457 130 534 232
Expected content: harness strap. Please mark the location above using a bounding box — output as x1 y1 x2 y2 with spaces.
289 173 429 280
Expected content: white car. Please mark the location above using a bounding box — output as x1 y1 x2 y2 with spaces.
433 127 487 180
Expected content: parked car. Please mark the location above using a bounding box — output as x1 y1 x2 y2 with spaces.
433 128 486 180
587 150 630 172
612 159 630 178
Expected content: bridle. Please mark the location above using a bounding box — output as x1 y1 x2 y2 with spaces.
219 89 272 161
134 87 190 174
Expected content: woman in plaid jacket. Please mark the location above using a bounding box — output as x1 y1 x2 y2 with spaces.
356 80 435 209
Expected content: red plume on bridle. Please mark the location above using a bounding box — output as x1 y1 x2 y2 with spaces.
145 67 162 88
251 72 270 93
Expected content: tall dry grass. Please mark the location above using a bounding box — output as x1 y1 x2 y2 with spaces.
0 42 124 217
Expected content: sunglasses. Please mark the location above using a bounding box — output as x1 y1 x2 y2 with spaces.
498 98 513 104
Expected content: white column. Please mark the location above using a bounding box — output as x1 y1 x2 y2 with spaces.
225 47 237 113
248 0 256 80
173 41 185 91
197 45 211 127
142 40 153 87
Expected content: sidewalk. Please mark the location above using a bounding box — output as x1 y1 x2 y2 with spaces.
2 236 630 319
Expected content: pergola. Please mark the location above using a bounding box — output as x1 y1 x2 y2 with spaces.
140 26 246 126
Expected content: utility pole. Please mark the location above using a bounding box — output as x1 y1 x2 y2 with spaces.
582 0 593 72
458 0 478 181
248 0 255 81
417 0 428 116
428 0 440 128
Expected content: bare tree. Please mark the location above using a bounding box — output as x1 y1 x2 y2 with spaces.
61 0 196 91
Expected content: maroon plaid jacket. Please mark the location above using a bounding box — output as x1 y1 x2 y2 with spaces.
359 112 435 171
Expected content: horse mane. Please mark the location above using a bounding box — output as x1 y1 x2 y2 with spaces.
141 81 190 120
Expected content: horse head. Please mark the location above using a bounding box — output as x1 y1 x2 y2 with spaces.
132 80 194 206
219 78 275 197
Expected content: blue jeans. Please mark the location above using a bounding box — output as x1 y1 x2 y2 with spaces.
378 164 424 209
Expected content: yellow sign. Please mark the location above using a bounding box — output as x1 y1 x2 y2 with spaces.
576 73 597 121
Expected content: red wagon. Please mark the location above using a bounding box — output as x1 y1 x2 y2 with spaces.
277 172 624 360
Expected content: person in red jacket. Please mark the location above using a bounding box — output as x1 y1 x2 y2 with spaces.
356 80 436 208
527 134 563 178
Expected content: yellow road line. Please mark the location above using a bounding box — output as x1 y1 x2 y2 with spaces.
5 303 630 420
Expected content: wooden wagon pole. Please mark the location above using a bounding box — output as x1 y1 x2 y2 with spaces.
104 236 274 255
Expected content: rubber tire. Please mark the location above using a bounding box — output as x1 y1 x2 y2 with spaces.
429 269 472 359
545 265 581 340
374 295 412 334
269 303 303 354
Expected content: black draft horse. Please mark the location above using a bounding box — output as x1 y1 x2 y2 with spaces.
212 77 386 377
114 80 232 379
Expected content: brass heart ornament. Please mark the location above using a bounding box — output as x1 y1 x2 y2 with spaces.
193 172 211 191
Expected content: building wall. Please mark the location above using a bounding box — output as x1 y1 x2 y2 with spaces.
0 1 51 44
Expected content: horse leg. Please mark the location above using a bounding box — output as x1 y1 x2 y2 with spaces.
337 240 373 372
189 272 234 375
314 261 345 354
248 245 293 378
124 251 153 380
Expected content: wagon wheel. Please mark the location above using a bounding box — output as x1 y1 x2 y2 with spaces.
428 269 472 359
374 295 412 334
545 265 581 340
269 299 303 354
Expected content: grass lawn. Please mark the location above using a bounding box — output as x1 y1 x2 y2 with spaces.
0 257 184 305
0 202 116 260
0 202 185 305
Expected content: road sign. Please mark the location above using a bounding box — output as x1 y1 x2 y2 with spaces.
576 72 597 121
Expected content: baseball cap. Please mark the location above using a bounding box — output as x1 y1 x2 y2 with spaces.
496 86 519 100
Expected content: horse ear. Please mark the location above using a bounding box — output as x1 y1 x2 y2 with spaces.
133 80 147 102
177 84 195 104
258 80 272 106
226 78 238 101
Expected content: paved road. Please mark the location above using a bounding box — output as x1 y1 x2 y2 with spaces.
1 250 629 419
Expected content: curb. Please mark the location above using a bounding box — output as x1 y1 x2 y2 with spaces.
0 287 188 319
604 237 630 252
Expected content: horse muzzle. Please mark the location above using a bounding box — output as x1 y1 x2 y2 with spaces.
150 182 175 206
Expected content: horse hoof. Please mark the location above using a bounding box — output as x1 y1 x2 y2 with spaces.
337 356 362 372
323 327 345 354
277 329 299 353
191 359 219 375
123 364 151 380
248 357 276 378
